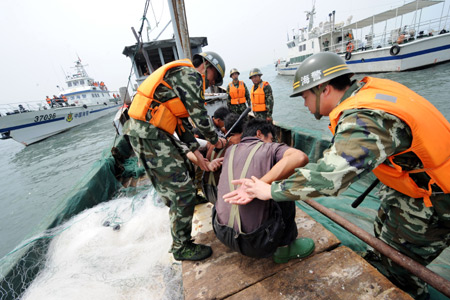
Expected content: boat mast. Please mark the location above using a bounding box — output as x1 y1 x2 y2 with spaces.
167 0 192 59
306 1 316 35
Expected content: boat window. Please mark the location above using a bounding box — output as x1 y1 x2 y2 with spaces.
77 95 81 99
74 81 78 86
70 96 74 100
68 82 72 87
79 80 84 85
82 94 87 98
311 42 314 49
303 44 306 51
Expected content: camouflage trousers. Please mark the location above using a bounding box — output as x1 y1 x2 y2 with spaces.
128 133 197 252
227 102 248 115
372 186 450 299
252 110 271 120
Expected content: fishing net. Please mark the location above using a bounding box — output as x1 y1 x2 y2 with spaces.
0 136 140 299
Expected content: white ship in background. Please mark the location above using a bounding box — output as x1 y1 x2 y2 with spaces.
276 0 450 75
0 59 122 146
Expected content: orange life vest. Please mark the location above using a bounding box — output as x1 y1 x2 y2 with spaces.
329 77 450 207
128 59 204 135
250 81 268 112
228 81 246 105
46 97 51 104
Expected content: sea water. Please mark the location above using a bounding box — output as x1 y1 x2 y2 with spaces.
1 62 450 298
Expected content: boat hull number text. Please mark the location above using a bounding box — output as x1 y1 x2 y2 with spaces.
34 113 57 122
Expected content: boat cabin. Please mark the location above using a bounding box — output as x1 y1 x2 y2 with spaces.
63 60 115 106
122 37 208 88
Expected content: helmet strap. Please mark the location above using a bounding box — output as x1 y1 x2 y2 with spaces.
202 57 211 87
312 82 329 120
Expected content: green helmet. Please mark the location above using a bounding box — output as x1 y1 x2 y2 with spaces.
229 68 240 77
291 52 353 120
290 52 353 98
193 51 226 86
249 68 263 79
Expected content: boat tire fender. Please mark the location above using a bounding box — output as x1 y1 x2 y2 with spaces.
83 104 88 109
104 102 107 106
390 45 400 56
345 51 352 60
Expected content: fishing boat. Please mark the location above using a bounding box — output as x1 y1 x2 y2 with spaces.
2 1 449 299
276 0 450 75
0 59 122 146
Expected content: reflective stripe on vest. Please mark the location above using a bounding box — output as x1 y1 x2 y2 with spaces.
250 81 267 112
228 81 246 105
128 59 198 134
329 76 450 207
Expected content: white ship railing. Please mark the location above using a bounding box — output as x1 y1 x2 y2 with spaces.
0 101 50 117
328 15 450 54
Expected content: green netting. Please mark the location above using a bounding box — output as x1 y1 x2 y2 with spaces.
121 156 146 179
0 135 135 300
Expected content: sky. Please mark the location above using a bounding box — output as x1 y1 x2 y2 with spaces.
0 0 447 104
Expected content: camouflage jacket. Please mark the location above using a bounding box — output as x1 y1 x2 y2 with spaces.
123 65 218 152
271 80 429 201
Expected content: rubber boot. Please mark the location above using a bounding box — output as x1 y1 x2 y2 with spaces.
172 242 212 261
273 237 315 264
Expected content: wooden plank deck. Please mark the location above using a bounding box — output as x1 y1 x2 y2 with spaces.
182 203 413 300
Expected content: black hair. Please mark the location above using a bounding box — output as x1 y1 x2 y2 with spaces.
213 106 230 120
192 56 203 68
328 74 352 91
224 113 244 134
242 119 276 139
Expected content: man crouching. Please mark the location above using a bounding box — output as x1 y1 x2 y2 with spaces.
213 119 315 262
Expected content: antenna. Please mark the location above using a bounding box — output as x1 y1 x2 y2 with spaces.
60 66 68 79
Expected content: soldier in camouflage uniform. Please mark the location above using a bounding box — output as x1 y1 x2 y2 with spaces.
249 68 274 121
224 52 450 299
123 51 227 261
226 68 251 115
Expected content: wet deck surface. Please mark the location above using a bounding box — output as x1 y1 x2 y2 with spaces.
182 203 413 300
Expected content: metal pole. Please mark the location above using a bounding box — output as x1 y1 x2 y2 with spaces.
304 198 450 298
167 0 191 59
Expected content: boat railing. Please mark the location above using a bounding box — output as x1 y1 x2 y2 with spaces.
0 101 49 116
327 15 450 54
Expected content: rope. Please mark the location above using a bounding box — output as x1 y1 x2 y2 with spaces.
112 0 151 147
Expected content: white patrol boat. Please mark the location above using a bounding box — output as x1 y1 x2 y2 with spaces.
276 0 450 75
0 60 122 146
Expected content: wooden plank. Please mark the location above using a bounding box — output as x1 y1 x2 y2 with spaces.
226 246 413 300
182 206 341 300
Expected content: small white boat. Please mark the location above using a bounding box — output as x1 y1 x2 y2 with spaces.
0 60 122 146
276 0 450 75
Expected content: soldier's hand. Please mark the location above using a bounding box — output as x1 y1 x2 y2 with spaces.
192 149 209 171
214 138 227 150
223 176 272 205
